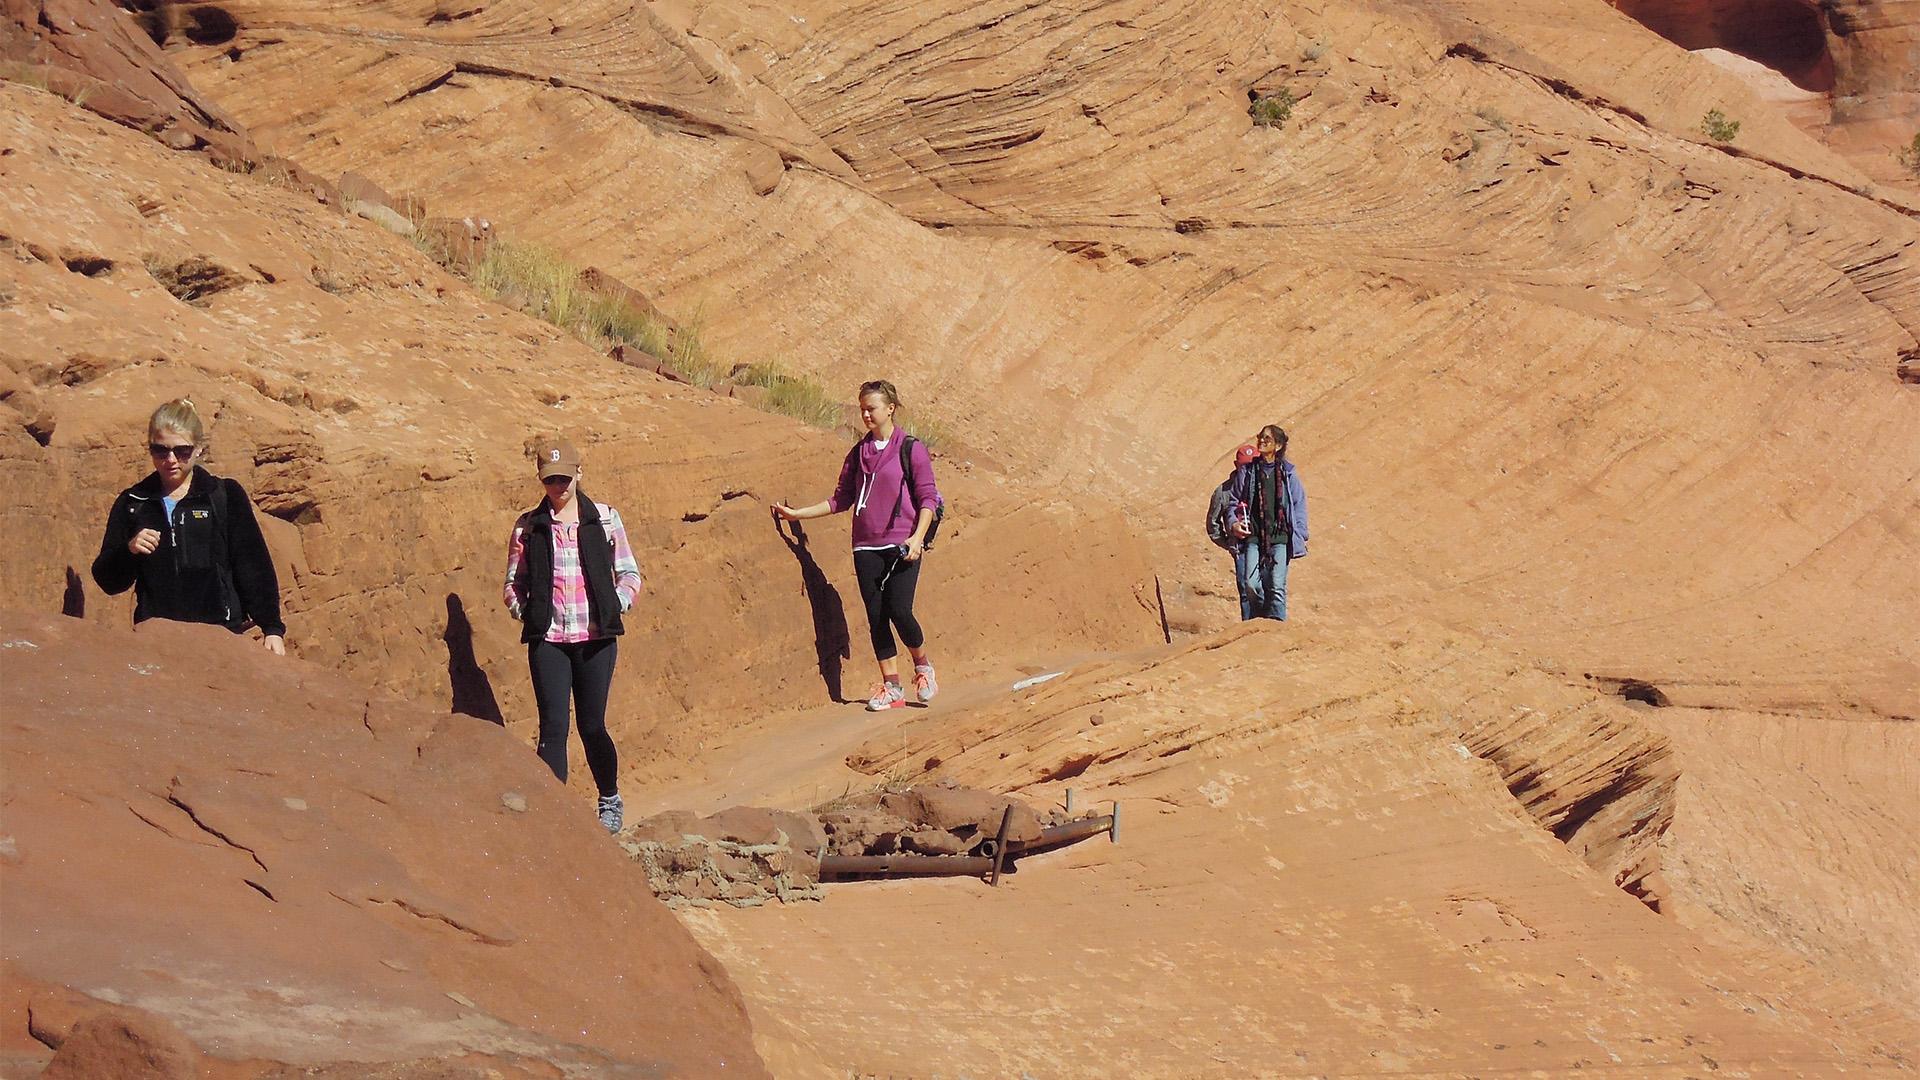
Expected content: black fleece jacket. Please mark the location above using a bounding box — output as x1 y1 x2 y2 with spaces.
90 467 286 637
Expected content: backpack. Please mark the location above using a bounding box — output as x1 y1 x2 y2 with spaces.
1205 480 1235 550
897 434 946 549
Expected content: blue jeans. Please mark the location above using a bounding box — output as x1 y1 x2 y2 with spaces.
1235 540 1289 621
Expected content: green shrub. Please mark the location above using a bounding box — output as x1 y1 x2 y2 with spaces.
1701 109 1740 143
654 314 724 388
1250 89 1295 128
571 290 670 354
423 230 940 433
1475 106 1509 132
409 229 455 269
1897 133 1920 177
473 239 582 326
464 239 697 373
736 362 842 428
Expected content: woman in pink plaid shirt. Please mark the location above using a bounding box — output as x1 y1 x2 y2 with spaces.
503 438 643 833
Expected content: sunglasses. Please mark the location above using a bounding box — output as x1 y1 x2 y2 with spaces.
541 473 575 485
148 443 196 461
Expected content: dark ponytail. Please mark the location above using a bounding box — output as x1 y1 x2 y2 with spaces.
1259 424 1288 461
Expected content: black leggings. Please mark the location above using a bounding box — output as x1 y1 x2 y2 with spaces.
852 547 924 662
527 638 620 797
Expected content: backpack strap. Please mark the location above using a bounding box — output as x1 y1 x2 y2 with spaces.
897 434 919 513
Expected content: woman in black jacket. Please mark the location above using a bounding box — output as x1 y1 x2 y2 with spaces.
90 399 286 653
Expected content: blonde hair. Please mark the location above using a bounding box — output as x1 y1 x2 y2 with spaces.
148 398 205 444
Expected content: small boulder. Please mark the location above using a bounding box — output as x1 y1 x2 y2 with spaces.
414 216 492 273
350 199 417 237
904 786 1043 845
736 141 785 196
254 156 341 207
726 383 772 409
579 267 670 326
705 805 827 854
819 807 912 857
607 344 684 383
339 171 428 226
900 828 971 856
626 809 703 846
40 1007 204 1080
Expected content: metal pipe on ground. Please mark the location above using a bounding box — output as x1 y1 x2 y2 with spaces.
819 853 995 878
1011 811 1115 855
820 802 1121 883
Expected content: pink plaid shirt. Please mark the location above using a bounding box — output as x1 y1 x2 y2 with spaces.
503 506 643 643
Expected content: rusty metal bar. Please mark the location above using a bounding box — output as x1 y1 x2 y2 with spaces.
819 801 1121 882
1008 812 1114 854
988 806 1013 886
819 853 994 878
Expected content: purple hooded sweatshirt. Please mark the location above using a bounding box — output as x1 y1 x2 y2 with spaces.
827 432 941 549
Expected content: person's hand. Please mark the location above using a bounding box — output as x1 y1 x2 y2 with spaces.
903 535 925 562
1229 520 1251 539
128 528 161 556
771 503 799 522
262 635 286 656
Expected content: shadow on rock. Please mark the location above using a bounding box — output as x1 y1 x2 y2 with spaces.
777 519 851 704
62 566 84 618
445 593 503 725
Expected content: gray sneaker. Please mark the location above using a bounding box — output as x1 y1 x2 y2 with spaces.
866 681 907 711
597 793 624 834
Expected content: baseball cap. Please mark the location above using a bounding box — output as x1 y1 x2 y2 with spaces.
533 438 581 479
1234 444 1258 466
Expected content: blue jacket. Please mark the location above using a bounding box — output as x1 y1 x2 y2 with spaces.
1226 458 1309 560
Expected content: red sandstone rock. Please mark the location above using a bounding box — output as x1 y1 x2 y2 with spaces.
0 613 768 1076
899 827 971 856
340 171 428 226
2 0 1917 1071
2 0 256 167
704 805 828 853
413 216 493 273
900 786 1045 845
39 1007 204 1080
818 808 912 857
580 265 670 325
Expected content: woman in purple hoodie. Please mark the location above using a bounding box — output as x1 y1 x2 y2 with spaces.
774 380 943 711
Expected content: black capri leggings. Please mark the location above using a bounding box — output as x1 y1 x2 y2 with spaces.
527 637 620 797
852 547 925 662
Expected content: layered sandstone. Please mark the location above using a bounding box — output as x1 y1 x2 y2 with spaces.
164 0 1919 713
0 611 767 1076
0 84 1166 793
1608 0 1920 183
1 0 1917 1074
1 0 257 165
675 618 1916 1076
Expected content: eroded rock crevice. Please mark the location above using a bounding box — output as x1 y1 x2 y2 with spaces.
1456 703 1677 910
1608 0 1837 91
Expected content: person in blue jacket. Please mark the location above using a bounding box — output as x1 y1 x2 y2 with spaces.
1226 424 1309 621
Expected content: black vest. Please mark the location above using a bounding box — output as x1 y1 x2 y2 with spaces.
516 492 625 644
